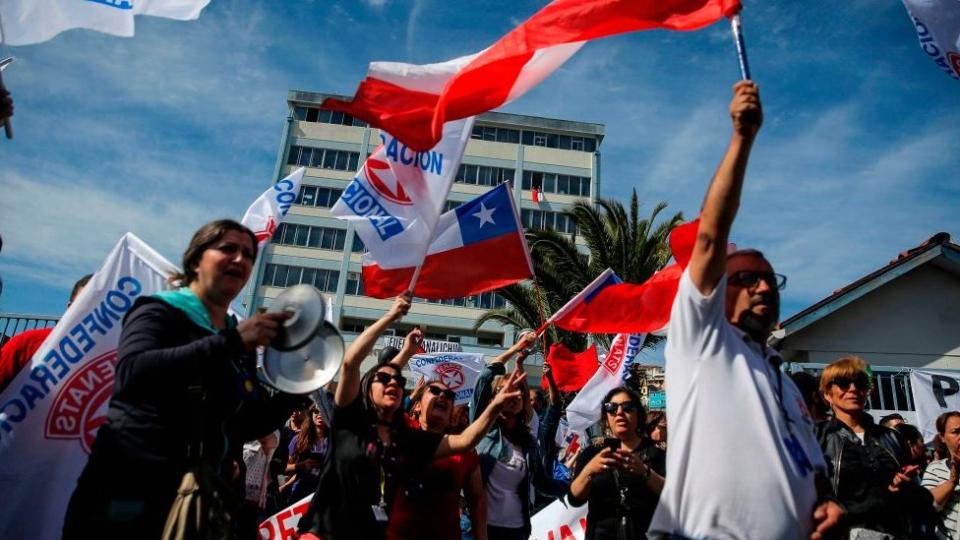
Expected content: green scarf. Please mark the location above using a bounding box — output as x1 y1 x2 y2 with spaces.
153 287 237 334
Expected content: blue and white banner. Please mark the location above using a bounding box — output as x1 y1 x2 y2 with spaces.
408 352 485 405
0 233 177 539
902 0 960 81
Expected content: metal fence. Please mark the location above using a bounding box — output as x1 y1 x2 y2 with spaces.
0 313 60 346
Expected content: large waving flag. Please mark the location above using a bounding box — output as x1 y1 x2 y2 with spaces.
0 233 176 540
543 343 599 392
333 117 474 277
565 333 645 432
901 0 960 81
324 0 740 151
541 219 698 335
363 182 533 299
241 167 306 248
0 0 211 46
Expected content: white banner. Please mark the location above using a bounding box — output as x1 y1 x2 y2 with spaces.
910 369 960 443
0 233 177 539
258 494 313 540
408 352 484 405
565 333 645 433
902 0 960 81
332 117 474 270
529 496 589 540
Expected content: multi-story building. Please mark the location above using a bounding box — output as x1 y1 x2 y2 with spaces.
242 90 603 378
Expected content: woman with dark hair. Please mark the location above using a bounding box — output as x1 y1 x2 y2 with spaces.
922 411 960 539
285 404 330 503
816 356 933 539
63 219 310 538
297 294 524 540
645 410 667 451
471 334 568 540
568 386 665 540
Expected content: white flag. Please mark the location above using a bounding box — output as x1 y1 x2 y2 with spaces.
408 352 485 405
0 233 177 539
529 496 589 540
240 167 306 249
332 116 474 272
0 0 211 46
564 333 645 433
901 0 960 81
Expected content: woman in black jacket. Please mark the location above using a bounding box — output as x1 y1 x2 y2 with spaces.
816 356 933 539
63 219 309 538
568 387 665 540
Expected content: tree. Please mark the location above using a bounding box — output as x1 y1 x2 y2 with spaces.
475 189 683 352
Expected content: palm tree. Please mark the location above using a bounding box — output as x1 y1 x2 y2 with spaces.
475 189 683 352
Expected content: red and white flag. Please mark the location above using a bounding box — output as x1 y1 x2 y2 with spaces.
240 167 306 248
901 0 960 81
324 0 740 150
532 187 542 204
565 333 645 432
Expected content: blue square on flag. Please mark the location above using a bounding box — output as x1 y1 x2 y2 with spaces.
585 272 623 303
455 184 517 245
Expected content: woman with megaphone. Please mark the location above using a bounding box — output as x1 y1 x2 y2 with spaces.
297 292 525 540
63 219 312 539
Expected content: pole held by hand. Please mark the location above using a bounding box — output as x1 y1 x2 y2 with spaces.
730 13 751 80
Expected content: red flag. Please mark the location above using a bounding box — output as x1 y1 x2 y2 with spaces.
546 219 699 334
325 0 741 151
543 343 599 392
532 187 541 204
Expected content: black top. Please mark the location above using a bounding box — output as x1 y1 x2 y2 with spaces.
63 297 306 538
298 394 443 540
568 440 666 540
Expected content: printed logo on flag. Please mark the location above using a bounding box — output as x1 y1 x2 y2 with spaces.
44 350 118 453
365 154 413 206
253 216 277 244
602 338 626 375
436 363 466 390
86 0 133 9
950 52 960 77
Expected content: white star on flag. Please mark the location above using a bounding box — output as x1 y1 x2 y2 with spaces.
472 202 496 228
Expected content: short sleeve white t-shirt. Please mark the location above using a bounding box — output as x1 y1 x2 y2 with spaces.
486 439 527 528
648 269 826 540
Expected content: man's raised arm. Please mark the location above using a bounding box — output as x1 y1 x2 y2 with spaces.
689 81 763 296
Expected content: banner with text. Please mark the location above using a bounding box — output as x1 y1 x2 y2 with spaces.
910 369 960 443
0 233 177 540
408 352 484 405
529 496 590 540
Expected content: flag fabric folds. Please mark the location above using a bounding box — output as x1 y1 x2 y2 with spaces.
362 182 534 299
332 117 474 277
241 167 306 249
543 219 699 335
323 0 741 150
565 333 646 432
408 352 486 406
543 343 599 392
901 0 960 82
0 0 211 46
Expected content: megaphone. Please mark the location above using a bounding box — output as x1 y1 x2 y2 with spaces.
260 285 344 394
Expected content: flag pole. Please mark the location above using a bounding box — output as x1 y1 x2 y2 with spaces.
0 57 14 139
730 12 751 80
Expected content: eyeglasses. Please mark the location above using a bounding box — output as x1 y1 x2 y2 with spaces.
603 401 639 415
373 371 406 387
728 271 787 291
427 385 456 401
830 375 870 391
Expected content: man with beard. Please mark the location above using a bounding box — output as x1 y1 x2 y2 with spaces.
648 82 843 540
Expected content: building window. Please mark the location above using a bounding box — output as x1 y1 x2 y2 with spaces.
476 333 503 347
471 125 520 144
287 146 360 172
416 291 506 310
520 130 597 153
521 170 591 197
295 185 344 209
262 264 339 293
273 223 347 251
352 235 366 253
455 164 515 186
293 105 367 127
521 208 577 234
345 272 365 296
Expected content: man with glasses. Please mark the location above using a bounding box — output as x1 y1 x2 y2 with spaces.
649 82 843 540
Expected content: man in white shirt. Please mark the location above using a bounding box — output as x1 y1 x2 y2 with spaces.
648 82 843 540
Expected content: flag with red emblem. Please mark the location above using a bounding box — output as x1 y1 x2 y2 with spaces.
240 167 306 248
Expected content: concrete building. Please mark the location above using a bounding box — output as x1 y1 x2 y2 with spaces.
242 90 603 377
774 232 960 424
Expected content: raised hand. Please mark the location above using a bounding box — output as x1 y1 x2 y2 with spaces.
730 80 762 138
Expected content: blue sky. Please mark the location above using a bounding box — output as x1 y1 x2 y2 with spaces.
1 0 958 329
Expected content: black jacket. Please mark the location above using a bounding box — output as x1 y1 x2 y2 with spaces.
816 416 934 537
64 297 306 538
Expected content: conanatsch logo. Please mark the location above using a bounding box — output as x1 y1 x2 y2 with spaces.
435 363 465 390
364 151 413 206
254 216 277 244
45 350 118 453
602 339 626 375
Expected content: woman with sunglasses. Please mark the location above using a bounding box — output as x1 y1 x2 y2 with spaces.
816 356 933 539
63 220 310 538
472 333 568 540
385 379 488 540
285 404 330 504
569 387 664 540
645 411 667 451
298 294 524 540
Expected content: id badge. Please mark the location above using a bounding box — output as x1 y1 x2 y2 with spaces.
371 504 388 522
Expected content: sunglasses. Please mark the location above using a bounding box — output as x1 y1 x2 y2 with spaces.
373 371 406 387
427 385 456 401
830 375 870 391
603 401 639 415
728 271 787 291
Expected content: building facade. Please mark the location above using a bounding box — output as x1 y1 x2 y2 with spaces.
242 90 604 376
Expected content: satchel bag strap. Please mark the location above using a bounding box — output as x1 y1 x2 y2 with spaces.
185 364 206 463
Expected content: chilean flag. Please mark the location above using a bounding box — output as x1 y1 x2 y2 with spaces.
324 0 741 151
541 219 699 334
543 343 599 392
362 183 533 299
